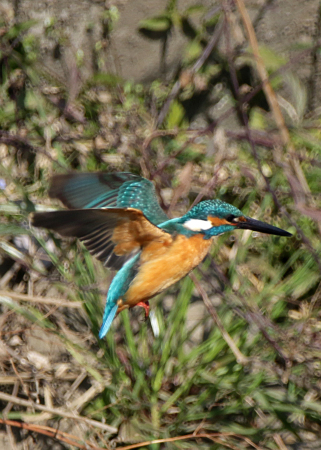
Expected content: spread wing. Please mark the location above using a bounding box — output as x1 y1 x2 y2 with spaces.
49 172 168 226
31 208 172 270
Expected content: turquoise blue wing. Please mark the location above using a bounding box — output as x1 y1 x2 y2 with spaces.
49 172 168 225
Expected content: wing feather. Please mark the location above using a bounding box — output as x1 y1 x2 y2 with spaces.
31 207 172 270
49 172 168 225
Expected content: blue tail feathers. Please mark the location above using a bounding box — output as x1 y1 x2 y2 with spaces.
99 304 118 339
99 253 141 338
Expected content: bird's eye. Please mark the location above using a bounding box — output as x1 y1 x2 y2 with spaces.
226 214 236 222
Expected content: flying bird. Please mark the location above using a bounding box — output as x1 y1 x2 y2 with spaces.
31 172 292 338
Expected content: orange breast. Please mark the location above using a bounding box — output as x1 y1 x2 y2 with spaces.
123 234 213 307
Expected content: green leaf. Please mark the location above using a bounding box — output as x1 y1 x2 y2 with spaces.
238 44 286 73
184 5 206 15
138 15 172 32
166 100 185 128
88 73 122 87
6 20 38 39
183 40 203 64
249 107 268 130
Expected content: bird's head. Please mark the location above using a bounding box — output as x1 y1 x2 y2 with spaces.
180 200 292 238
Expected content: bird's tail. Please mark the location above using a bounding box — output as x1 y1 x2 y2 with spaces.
99 303 118 338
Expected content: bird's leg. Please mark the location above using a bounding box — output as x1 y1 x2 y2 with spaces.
136 301 150 320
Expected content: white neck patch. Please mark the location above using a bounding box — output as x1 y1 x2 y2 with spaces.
183 219 213 232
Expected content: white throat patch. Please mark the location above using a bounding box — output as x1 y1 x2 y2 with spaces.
183 219 213 232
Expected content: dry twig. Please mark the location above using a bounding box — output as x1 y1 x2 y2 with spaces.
0 290 82 308
0 419 105 450
0 391 117 433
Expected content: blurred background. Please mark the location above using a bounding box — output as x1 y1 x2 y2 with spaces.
0 0 321 449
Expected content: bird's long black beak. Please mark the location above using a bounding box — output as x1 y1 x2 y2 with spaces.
237 217 292 237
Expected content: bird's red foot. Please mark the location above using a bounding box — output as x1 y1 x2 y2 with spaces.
136 301 150 320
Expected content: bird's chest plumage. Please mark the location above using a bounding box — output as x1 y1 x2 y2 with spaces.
123 233 213 306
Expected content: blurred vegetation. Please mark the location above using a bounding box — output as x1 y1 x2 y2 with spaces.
0 1 321 450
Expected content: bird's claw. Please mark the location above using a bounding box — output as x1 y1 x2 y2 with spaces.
136 301 150 320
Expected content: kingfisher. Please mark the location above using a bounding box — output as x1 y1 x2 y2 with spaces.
31 172 291 338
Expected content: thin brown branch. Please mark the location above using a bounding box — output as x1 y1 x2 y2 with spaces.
0 290 82 308
117 431 264 450
0 371 84 384
0 419 105 450
0 391 117 433
273 433 288 450
225 129 281 148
